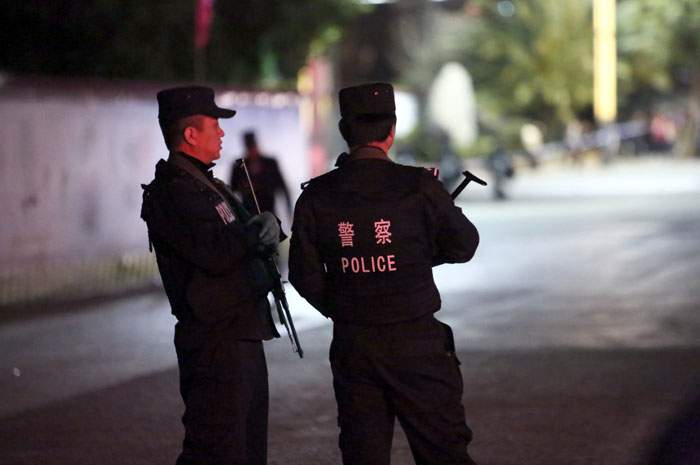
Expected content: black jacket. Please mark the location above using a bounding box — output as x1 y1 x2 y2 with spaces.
141 152 278 341
288 148 479 325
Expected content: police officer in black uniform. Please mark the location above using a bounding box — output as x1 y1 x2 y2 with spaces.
141 86 283 465
288 82 480 465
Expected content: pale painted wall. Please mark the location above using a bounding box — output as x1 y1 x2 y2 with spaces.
0 78 308 271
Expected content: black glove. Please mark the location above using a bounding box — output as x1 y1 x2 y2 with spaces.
246 212 280 252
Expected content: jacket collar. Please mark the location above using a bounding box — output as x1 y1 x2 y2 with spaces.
349 145 391 161
335 145 392 166
169 151 216 176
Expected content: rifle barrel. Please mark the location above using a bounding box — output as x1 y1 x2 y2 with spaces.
279 290 304 358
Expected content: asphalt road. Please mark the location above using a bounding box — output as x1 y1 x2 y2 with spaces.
2 157 699 465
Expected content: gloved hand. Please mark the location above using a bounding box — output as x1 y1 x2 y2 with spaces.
246 212 280 249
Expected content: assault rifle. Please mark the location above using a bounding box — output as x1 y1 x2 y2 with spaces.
236 159 304 358
450 170 487 199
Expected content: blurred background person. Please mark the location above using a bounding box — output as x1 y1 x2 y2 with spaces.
230 130 292 219
486 146 514 200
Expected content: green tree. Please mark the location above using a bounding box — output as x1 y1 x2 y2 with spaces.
617 0 684 107
399 0 700 151
461 0 593 136
618 0 700 155
208 0 363 87
0 1 195 81
396 0 594 150
0 0 362 87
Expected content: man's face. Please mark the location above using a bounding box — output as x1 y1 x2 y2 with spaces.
190 116 225 163
246 143 260 159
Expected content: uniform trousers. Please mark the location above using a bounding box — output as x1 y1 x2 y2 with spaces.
174 332 268 465
330 315 477 465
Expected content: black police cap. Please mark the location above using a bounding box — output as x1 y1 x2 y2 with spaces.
339 82 395 118
157 86 236 124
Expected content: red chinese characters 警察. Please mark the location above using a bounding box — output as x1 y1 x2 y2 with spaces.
374 219 392 245
338 221 355 247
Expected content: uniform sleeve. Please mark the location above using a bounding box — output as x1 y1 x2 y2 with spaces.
421 172 480 266
288 189 330 317
142 182 250 276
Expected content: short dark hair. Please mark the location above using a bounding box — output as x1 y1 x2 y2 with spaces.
339 114 396 147
162 115 204 151
243 131 257 149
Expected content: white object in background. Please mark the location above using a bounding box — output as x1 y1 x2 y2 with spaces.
427 62 478 149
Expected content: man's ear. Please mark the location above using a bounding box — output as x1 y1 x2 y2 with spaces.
386 124 396 146
183 126 198 146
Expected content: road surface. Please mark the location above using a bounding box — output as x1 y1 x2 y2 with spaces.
2 157 699 465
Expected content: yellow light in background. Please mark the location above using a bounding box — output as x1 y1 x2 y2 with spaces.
593 0 617 124
296 65 313 96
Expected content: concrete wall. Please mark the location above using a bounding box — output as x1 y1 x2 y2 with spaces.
0 77 308 303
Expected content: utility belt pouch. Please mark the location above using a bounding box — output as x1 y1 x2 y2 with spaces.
440 321 461 365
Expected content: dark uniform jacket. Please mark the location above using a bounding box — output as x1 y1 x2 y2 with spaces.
289 148 479 325
141 152 278 341
230 155 291 216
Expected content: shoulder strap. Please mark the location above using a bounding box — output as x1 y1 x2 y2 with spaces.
168 152 253 221
168 153 229 204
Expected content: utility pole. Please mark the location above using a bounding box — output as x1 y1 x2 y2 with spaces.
593 0 617 124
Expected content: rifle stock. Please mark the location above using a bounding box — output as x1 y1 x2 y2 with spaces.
450 170 487 199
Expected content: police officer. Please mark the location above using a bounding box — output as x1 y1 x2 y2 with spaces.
141 86 282 465
288 82 480 465
230 130 292 218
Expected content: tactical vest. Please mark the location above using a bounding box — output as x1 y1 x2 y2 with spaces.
309 161 441 325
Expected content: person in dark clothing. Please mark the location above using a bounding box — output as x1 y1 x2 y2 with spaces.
288 82 480 465
486 147 514 200
140 86 284 465
230 130 292 218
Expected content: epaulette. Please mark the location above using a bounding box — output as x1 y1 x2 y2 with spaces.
141 181 157 197
300 172 327 190
425 167 440 178
300 175 324 191
335 152 350 167
301 163 342 190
